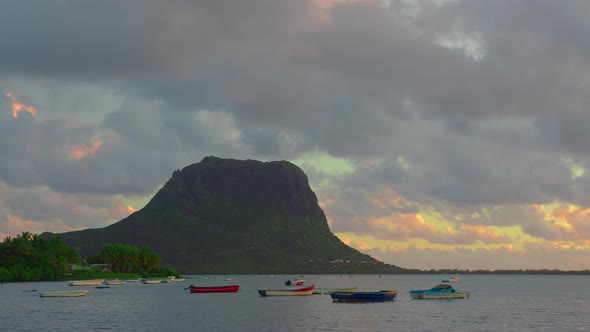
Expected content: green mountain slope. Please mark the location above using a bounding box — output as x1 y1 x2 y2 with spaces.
44 157 405 274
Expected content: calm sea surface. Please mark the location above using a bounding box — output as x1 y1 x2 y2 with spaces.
1 274 588 331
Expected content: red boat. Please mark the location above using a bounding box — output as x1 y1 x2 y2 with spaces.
188 285 240 293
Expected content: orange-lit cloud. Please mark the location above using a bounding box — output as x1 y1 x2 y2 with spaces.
355 241 373 250
1 213 76 241
459 223 511 243
368 213 436 237
551 204 590 240
369 188 405 209
69 140 103 160
110 203 137 220
404 242 590 270
6 214 35 230
359 211 513 245
5 93 37 118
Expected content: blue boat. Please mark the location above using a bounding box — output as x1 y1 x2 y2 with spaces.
409 284 470 300
330 290 397 303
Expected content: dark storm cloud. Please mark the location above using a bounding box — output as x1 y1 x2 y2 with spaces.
0 0 163 78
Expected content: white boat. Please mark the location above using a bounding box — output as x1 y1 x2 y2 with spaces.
171 278 186 282
410 284 470 300
258 285 315 296
105 279 126 285
141 279 162 284
40 290 90 298
442 276 460 283
68 279 105 286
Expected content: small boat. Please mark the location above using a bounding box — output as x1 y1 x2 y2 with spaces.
331 290 397 303
312 287 359 295
105 279 126 285
141 279 162 284
68 279 105 286
409 284 470 300
187 285 240 293
171 277 186 282
40 290 89 298
442 276 460 283
258 285 315 297
224 278 232 281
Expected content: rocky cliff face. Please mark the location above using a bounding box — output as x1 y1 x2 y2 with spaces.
154 156 330 231
46 157 402 273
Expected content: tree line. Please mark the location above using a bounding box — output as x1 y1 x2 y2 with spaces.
0 231 79 282
99 243 161 274
0 231 169 282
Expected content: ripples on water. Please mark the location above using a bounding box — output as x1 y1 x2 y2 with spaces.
2 275 589 331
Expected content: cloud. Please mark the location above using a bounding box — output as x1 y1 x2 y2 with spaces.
0 180 147 238
359 241 590 270
4 0 590 269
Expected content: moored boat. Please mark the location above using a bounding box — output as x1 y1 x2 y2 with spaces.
171 277 186 282
258 285 315 297
442 276 460 283
312 287 359 295
40 290 89 298
68 279 105 286
409 284 470 300
105 279 126 285
188 285 240 293
330 290 397 303
141 279 162 284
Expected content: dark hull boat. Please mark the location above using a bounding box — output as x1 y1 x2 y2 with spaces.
331 290 397 303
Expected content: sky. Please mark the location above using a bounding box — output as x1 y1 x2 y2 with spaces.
2 0 590 270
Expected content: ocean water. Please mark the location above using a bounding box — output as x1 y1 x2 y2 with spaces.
1 274 588 331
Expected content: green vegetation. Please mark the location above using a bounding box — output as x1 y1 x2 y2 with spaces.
100 243 160 274
0 231 80 282
0 231 177 282
97 243 178 278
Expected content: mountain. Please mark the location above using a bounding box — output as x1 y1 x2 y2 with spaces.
44 156 405 274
